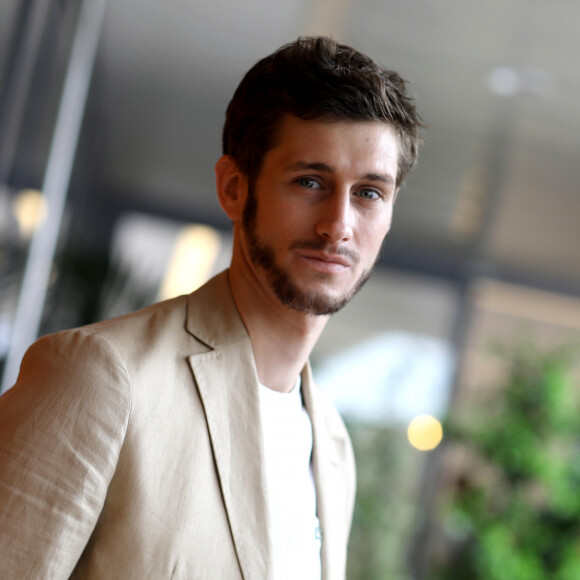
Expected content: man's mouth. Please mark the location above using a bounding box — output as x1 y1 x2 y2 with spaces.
295 249 357 274
290 241 360 271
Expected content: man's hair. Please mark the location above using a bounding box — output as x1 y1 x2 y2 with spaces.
223 36 423 189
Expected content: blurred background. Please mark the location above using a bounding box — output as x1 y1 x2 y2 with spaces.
1 0 579 578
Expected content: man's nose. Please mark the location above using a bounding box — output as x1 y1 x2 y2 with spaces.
315 192 354 243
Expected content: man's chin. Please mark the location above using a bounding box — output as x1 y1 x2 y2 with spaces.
270 278 360 316
280 292 349 316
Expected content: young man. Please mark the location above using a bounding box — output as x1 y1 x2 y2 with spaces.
0 37 422 579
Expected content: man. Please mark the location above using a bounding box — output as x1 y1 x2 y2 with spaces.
0 36 422 579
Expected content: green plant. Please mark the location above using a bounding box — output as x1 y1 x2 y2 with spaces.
435 343 580 580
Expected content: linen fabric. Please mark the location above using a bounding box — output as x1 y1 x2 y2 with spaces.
0 271 356 579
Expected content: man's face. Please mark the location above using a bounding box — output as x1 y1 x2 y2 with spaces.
240 114 399 316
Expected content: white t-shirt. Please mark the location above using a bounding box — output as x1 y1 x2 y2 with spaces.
259 378 322 580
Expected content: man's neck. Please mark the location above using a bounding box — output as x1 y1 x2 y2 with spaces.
227 263 328 394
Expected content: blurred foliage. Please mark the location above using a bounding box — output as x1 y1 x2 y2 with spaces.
433 342 580 580
346 422 422 580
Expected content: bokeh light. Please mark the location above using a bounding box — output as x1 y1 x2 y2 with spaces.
407 414 443 451
12 189 47 238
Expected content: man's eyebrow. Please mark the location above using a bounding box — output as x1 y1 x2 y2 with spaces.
364 172 396 187
285 161 396 187
285 161 333 173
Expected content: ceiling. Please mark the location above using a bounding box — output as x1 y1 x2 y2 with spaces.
2 0 580 293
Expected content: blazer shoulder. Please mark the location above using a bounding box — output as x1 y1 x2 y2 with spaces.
77 293 211 366
12 325 133 405
0 328 133 577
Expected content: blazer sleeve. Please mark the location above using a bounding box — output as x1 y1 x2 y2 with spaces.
0 328 132 579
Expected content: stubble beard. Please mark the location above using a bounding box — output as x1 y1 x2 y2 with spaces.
241 186 377 316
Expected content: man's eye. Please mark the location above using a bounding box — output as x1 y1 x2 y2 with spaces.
358 188 380 200
297 177 320 189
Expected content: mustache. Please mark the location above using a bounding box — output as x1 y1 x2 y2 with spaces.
289 240 360 266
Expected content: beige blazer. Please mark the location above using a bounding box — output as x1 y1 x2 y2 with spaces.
0 271 356 579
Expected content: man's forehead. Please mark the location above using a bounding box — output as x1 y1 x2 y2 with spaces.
265 115 399 176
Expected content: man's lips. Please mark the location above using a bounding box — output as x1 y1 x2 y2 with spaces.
298 250 353 268
296 250 356 274
290 241 360 266
289 241 360 274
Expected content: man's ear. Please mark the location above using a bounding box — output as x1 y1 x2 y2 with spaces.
215 155 248 222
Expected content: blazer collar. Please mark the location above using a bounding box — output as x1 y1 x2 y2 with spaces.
185 270 248 350
301 363 351 580
186 271 351 580
186 271 273 580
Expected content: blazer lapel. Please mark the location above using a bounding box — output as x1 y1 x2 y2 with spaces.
185 272 273 580
184 272 353 580
302 364 352 580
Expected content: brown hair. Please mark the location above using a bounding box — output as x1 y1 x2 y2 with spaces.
223 36 423 189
